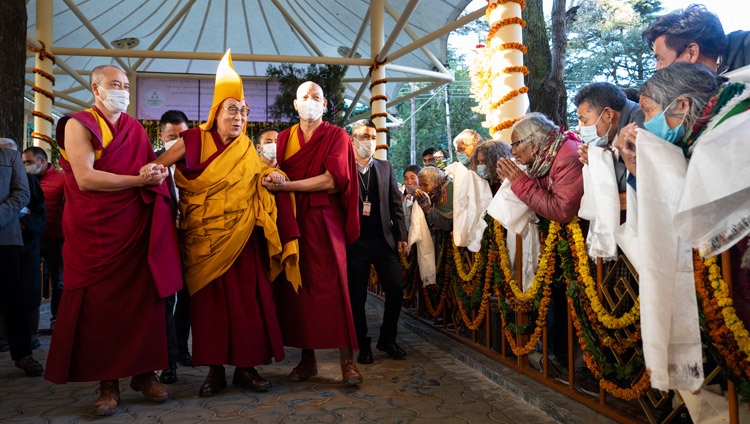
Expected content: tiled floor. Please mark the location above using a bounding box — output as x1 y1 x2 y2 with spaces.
0 302 562 423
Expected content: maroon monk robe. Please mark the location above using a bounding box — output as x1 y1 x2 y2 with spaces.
178 128 287 367
276 121 360 349
45 107 182 384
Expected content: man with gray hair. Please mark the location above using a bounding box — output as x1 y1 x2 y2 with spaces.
0 137 43 377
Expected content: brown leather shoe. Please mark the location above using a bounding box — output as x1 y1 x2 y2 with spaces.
288 356 318 382
130 372 169 403
199 365 227 397
93 380 120 416
15 355 44 377
341 359 363 386
232 367 272 392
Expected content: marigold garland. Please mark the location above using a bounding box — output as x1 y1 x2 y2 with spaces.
452 241 484 282
694 253 750 382
494 220 558 305
490 117 522 134
566 223 642 355
707 257 750 358
503 65 529 75
562 228 652 401
493 221 557 355
486 0 526 21
490 86 529 110
498 42 528 54
421 238 451 318
488 17 527 40
566 218 640 330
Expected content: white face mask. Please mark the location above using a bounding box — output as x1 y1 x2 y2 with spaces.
354 139 376 159
579 111 610 147
163 139 178 150
261 143 277 161
25 163 42 175
297 98 325 121
97 84 130 114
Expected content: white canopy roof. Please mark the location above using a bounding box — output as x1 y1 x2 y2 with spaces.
26 0 482 122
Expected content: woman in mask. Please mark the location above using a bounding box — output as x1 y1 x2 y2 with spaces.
453 129 484 167
496 112 584 224
614 62 719 177
469 140 512 194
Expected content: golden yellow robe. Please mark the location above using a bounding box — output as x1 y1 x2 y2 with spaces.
174 129 300 295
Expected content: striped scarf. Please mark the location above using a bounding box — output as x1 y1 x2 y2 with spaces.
527 127 568 178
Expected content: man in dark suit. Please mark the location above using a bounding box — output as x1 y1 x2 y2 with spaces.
156 110 192 384
346 119 408 364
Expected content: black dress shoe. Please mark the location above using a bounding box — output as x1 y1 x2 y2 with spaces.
199 365 227 397
176 351 193 367
160 367 177 384
233 367 272 392
357 349 374 364
376 341 407 360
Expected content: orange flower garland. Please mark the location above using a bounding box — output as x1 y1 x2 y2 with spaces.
565 218 640 330
490 117 522 134
421 239 451 318
488 17 527 40
491 86 529 110
568 284 652 400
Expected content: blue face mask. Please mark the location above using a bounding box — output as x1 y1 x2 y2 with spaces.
643 101 686 144
456 151 470 166
476 164 488 179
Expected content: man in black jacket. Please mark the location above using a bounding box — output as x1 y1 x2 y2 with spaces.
0 137 43 376
346 120 408 364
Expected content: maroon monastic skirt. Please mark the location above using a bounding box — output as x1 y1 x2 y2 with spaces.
275 204 358 350
190 231 285 367
45 264 166 383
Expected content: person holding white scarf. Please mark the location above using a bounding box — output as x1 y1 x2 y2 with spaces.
614 63 721 394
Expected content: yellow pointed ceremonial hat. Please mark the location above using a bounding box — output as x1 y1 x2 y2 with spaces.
200 49 246 131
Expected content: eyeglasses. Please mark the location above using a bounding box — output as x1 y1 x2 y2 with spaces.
510 138 528 149
223 105 249 117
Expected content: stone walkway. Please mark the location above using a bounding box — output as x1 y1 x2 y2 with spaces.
0 300 601 423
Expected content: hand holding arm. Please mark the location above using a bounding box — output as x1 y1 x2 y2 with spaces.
66 119 166 191
265 170 335 192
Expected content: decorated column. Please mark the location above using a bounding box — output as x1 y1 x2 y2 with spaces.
471 0 529 141
30 0 55 153
370 0 389 160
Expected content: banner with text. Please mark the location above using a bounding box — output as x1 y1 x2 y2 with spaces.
137 77 282 122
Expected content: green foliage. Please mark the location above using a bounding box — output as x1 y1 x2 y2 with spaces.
265 63 347 126
387 66 489 182
566 0 663 87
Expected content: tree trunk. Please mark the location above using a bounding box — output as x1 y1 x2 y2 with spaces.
523 0 568 128
0 0 27 145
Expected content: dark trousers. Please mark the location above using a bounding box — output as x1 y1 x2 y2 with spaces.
347 233 405 348
41 238 64 320
165 284 191 368
20 237 42 309
0 245 33 361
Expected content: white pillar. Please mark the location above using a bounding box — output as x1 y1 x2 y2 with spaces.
487 0 529 141
33 0 54 156
370 0 388 160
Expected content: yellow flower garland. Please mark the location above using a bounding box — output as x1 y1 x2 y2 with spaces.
566 218 640 330
706 256 750 358
494 220 559 304
452 241 484 282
